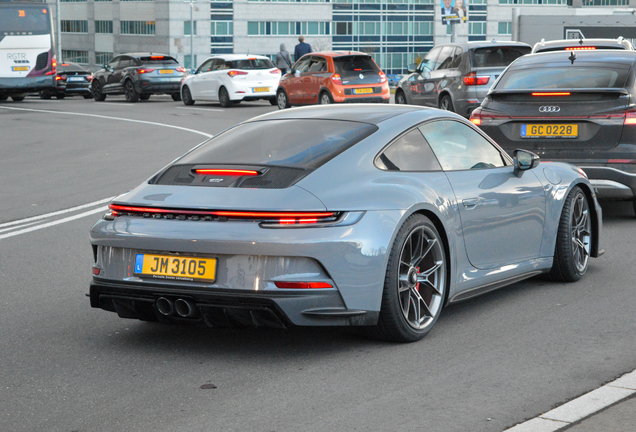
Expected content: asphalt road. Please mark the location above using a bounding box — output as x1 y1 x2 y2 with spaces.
1 95 635 432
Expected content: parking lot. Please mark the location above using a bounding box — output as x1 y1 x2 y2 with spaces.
1 95 636 431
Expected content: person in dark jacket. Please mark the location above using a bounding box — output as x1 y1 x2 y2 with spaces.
276 44 293 74
294 36 312 62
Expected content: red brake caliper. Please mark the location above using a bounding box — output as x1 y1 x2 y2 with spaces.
416 267 420 292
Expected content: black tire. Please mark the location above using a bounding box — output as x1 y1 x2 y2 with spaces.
372 214 447 342
39 90 52 100
92 80 106 101
395 90 407 105
11 96 25 101
56 94 65 99
140 94 151 101
319 91 333 104
269 97 277 106
277 89 290 110
124 80 140 103
439 94 454 112
549 186 592 282
181 86 194 106
82 94 92 99
171 92 181 102
218 86 233 108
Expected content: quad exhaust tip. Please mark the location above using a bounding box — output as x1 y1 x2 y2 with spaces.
156 297 174 316
156 297 197 317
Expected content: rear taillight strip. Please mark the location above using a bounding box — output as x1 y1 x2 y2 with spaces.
108 204 334 219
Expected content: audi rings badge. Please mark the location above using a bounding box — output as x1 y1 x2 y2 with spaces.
539 106 561 113
359 73 364 80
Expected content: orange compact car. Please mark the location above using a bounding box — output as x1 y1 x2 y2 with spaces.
276 51 390 109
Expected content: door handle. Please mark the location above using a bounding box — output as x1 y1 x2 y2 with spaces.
462 198 480 209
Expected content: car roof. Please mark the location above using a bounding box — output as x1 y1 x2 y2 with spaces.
207 54 270 60
245 104 438 125
532 38 631 52
435 41 531 50
118 53 174 59
307 51 371 58
511 49 636 67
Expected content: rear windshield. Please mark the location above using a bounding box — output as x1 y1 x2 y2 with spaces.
471 47 531 68
0 6 50 35
58 63 87 72
178 119 378 170
139 56 179 65
229 59 274 70
334 56 380 76
496 66 628 90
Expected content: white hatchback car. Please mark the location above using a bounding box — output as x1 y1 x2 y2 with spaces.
180 55 281 107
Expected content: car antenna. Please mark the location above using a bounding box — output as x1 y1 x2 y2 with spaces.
569 52 577 64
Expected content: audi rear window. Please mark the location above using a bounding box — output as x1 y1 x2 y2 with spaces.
228 59 274 70
471 47 531 68
139 56 179 65
496 66 628 90
177 119 378 170
334 56 380 76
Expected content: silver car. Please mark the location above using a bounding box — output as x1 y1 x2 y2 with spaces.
395 41 531 117
89 105 602 342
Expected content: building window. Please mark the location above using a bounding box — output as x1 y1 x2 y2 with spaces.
247 21 330 36
499 0 566 3
184 55 198 69
498 22 511 35
384 22 410 36
62 49 88 64
469 22 486 36
95 20 113 34
413 22 433 36
184 21 197 36
95 52 113 65
211 21 233 35
355 21 381 36
94 0 112 2
120 21 155 35
335 22 352 35
582 0 628 4
61 0 87 2
61 20 88 33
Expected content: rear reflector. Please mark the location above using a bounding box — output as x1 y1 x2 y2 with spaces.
531 92 571 97
565 47 596 51
274 281 333 289
92 267 101 275
194 169 259 176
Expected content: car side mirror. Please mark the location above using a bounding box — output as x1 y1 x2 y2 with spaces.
407 63 417 73
513 149 540 177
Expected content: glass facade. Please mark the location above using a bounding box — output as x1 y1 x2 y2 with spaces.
120 21 156 35
61 20 88 33
95 20 113 34
62 49 89 63
211 2 233 55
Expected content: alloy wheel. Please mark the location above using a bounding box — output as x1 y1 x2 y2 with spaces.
570 192 591 273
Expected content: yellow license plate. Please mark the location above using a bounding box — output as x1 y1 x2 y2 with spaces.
159 69 174 74
253 87 269 92
12 66 29 71
134 253 216 282
354 88 373 94
521 124 578 138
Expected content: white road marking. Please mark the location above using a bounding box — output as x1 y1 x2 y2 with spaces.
504 369 636 432
176 106 225 112
0 197 115 229
0 106 213 138
0 221 40 233
0 206 108 240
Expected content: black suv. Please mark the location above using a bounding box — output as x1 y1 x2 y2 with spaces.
91 53 187 102
471 50 636 212
39 62 93 100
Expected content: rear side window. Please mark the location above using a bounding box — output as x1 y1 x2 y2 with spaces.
471 46 530 68
375 129 441 172
334 56 380 76
419 121 507 171
229 59 274 70
178 119 378 170
497 66 628 90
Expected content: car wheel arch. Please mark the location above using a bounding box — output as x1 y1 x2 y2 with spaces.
384 206 454 308
438 91 453 107
570 181 601 258
395 88 408 104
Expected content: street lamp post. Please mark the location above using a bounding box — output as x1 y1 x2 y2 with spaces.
56 0 61 61
184 0 195 69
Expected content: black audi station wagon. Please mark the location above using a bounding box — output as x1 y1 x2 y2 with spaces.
471 50 636 212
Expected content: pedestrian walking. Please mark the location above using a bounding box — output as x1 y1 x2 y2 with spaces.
294 36 312 62
276 43 293 74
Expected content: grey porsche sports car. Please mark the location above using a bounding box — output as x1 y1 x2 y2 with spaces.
89 104 602 342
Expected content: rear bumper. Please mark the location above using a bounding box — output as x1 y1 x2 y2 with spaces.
90 279 378 327
580 166 636 199
0 76 55 95
136 79 182 94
